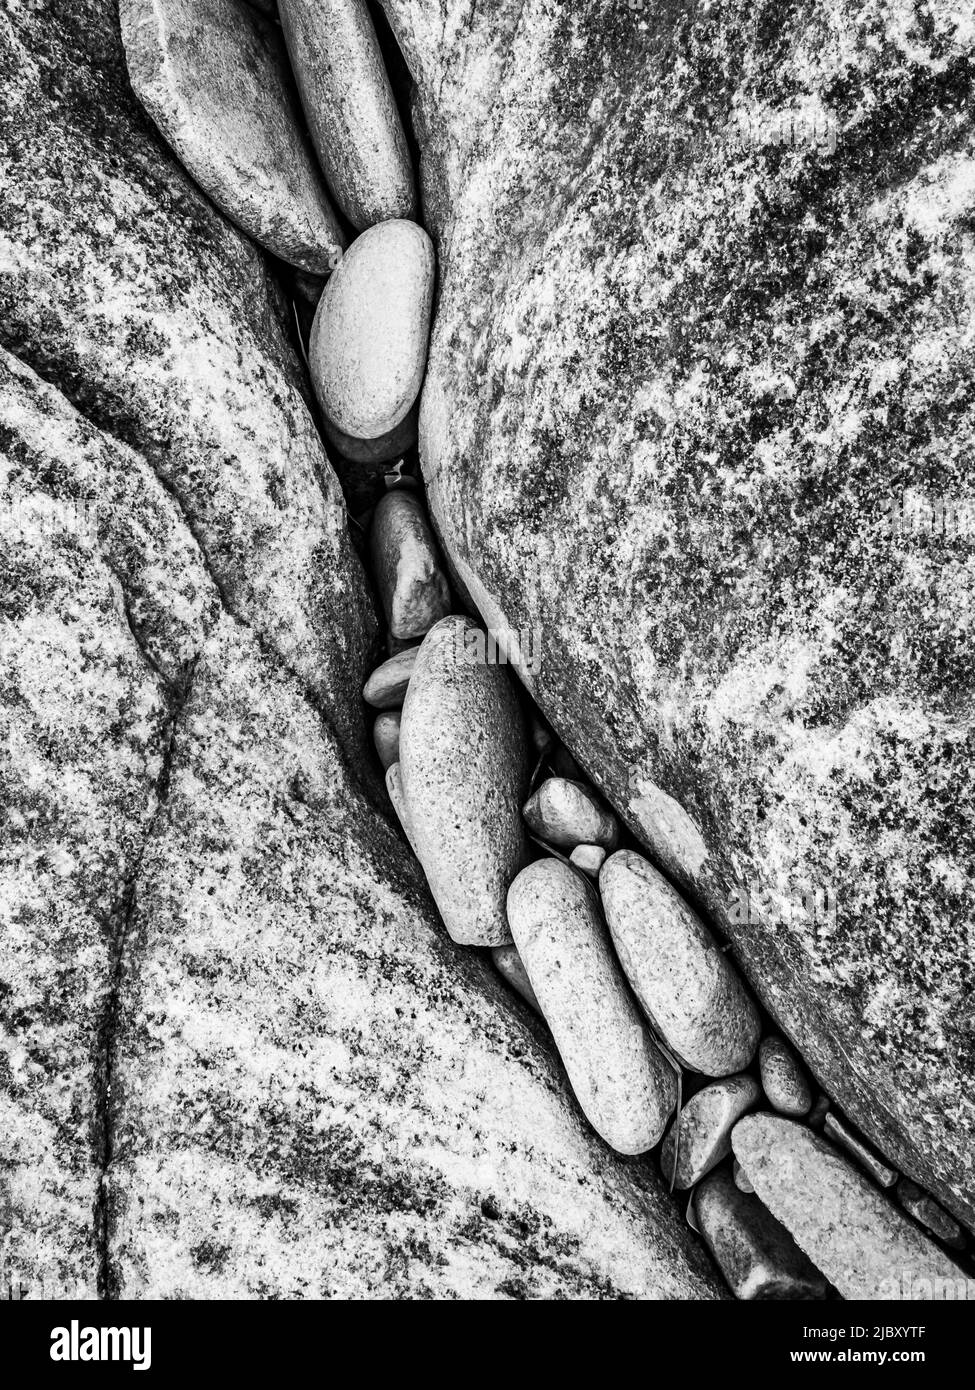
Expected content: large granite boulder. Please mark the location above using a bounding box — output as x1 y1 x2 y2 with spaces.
0 0 723 1299
387 0 975 1226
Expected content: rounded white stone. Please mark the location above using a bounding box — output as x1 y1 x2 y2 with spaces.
310 220 434 453
523 777 618 851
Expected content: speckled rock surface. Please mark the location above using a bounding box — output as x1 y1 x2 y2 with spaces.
734 1115 972 1300
600 849 760 1077
279 0 416 230
507 859 677 1155
384 0 975 1229
120 0 345 273
491 944 541 1014
400 617 528 947
0 0 726 1301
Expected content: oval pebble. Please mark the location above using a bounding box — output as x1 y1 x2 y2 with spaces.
399 617 527 947
120 0 345 274
310 220 434 461
733 1158 755 1195
733 1115 971 1300
363 648 417 710
279 0 416 230
569 844 606 878
523 777 618 851
507 859 676 1155
370 490 451 640
491 944 541 1013
372 711 401 770
660 1074 761 1189
759 1035 812 1117
599 849 760 1076
696 1168 828 1301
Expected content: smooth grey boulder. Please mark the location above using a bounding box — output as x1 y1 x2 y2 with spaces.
310 220 434 462
600 850 760 1076
363 648 418 709
759 1036 813 1118
491 944 541 1013
661 1075 761 1189
372 711 401 770
279 0 416 230
399 617 527 947
507 860 677 1155
696 1169 829 1301
370 490 451 639
389 0 975 1229
120 0 345 273
733 1116 972 1300
523 778 618 851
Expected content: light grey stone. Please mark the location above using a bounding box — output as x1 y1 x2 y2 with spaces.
733 1159 755 1194
600 850 760 1077
523 777 618 851
120 0 345 273
491 945 541 1013
363 648 418 710
399 617 527 947
897 1179 966 1251
696 1168 829 1301
759 1035 813 1117
569 844 606 878
823 1113 898 1188
733 1115 971 1300
507 859 677 1155
373 711 401 770
661 1075 761 1189
310 220 434 461
385 763 419 855
370 490 451 639
279 0 416 230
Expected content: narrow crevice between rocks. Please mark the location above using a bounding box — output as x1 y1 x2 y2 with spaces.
93 655 198 1301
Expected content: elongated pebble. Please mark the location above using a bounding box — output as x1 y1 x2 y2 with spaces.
363 648 417 710
599 850 760 1076
372 711 401 770
491 945 541 1013
661 1075 761 1189
569 844 606 877
278 0 416 230
120 0 345 274
385 763 418 856
310 221 434 461
523 777 618 851
823 1113 897 1188
733 1115 971 1300
696 1169 829 1301
399 617 527 947
896 1179 966 1250
759 1035 812 1117
507 859 676 1155
370 490 450 639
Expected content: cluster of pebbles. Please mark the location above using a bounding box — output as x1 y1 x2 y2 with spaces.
122 0 971 1300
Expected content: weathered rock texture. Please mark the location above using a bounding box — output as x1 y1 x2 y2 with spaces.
0 0 724 1300
388 0 975 1228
